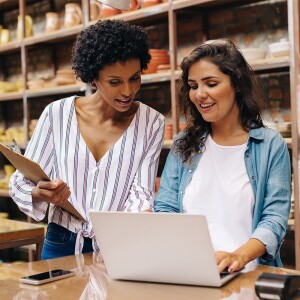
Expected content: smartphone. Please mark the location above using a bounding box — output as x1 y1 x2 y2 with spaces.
19 269 75 285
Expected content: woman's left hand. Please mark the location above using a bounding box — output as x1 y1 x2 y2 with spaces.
215 238 266 273
215 251 247 273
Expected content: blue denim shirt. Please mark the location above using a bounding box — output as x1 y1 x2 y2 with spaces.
154 128 291 267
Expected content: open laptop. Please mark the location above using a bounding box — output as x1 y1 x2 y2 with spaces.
89 212 241 287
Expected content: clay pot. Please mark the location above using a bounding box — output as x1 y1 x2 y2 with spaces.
122 0 140 12
164 124 173 140
90 0 102 21
45 12 60 32
17 15 33 40
143 0 162 8
64 3 83 28
101 4 121 18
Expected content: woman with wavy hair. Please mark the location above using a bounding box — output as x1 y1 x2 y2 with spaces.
154 39 291 272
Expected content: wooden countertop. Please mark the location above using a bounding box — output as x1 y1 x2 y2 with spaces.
1 253 300 299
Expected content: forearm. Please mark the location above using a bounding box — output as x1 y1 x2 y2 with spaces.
233 238 266 265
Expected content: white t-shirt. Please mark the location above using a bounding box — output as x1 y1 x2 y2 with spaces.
183 134 254 253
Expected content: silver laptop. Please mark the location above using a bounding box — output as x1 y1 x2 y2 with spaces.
89 212 240 287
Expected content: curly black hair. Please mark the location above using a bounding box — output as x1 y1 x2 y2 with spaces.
176 39 264 163
72 19 151 85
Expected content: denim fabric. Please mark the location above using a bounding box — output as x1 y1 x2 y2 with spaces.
41 222 93 260
154 128 291 267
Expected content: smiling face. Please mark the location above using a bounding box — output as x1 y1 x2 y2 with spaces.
188 59 239 127
94 59 141 112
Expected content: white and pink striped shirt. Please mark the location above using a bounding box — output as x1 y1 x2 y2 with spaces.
9 96 165 253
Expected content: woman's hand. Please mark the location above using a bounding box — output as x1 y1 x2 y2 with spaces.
215 238 266 272
31 179 71 207
215 251 248 272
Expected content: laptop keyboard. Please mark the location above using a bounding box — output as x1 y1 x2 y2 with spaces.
220 272 231 279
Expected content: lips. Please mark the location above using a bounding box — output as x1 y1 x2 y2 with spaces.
200 102 215 109
115 98 132 105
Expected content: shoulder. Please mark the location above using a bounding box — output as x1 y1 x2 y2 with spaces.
138 102 165 124
250 127 286 145
249 127 288 157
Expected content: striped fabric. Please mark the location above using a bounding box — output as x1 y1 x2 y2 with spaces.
9 96 165 253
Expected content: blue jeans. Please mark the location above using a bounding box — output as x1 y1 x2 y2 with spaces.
41 222 93 260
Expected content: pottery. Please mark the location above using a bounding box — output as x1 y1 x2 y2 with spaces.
122 0 140 12
100 0 132 10
90 0 102 21
269 39 290 57
143 0 162 8
0 29 11 44
17 15 33 40
100 4 121 18
64 3 83 28
45 12 60 32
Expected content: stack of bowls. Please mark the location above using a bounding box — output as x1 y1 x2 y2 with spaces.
144 49 170 74
55 69 76 85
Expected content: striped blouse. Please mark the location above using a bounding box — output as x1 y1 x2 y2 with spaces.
9 96 165 253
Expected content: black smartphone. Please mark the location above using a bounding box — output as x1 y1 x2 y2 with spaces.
19 269 75 285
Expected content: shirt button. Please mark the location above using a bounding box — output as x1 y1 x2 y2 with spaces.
188 170 192 173
92 188 96 193
251 176 255 180
180 191 183 194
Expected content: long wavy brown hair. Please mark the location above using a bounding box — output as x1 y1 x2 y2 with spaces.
176 39 264 163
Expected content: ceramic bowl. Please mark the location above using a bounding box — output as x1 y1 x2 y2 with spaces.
240 48 267 61
269 40 290 57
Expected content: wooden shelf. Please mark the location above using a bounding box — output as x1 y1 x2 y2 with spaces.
0 41 22 54
24 25 84 46
25 83 86 98
0 189 9 197
0 91 23 102
142 71 172 84
89 3 169 25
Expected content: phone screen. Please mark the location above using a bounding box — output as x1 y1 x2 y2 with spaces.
24 269 72 281
20 269 75 285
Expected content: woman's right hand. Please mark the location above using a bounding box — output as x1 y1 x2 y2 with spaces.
31 179 71 207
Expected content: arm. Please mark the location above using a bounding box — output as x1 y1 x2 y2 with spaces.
216 239 266 272
154 147 181 213
217 134 291 271
251 134 291 264
9 107 55 221
123 115 165 212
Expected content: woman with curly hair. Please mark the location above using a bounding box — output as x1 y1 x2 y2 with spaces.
154 39 291 271
10 20 165 259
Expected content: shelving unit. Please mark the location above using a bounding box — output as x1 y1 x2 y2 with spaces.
0 0 299 267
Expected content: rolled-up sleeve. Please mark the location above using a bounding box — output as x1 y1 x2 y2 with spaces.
9 107 54 221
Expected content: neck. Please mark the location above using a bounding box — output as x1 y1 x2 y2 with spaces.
210 120 248 146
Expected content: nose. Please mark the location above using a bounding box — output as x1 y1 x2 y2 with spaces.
195 86 207 100
121 82 133 97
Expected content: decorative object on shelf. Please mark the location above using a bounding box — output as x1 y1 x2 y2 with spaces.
269 39 290 58
100 4 121 18
164 123 173 140
64 3 83 28
143 49 170 74
156 63 170 72
54 69 76 85
17 15 33 40
0 81 18 93
240 48 267 62
98 0 132 10
0 28 11 45
122 0 140 12
142 0 162 8
90 0 102 21
45 12 60 32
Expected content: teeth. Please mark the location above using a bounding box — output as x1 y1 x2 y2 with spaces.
200 103 214 108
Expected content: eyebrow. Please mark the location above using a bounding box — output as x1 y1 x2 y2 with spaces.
188 76 220 82
107 71 141 79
